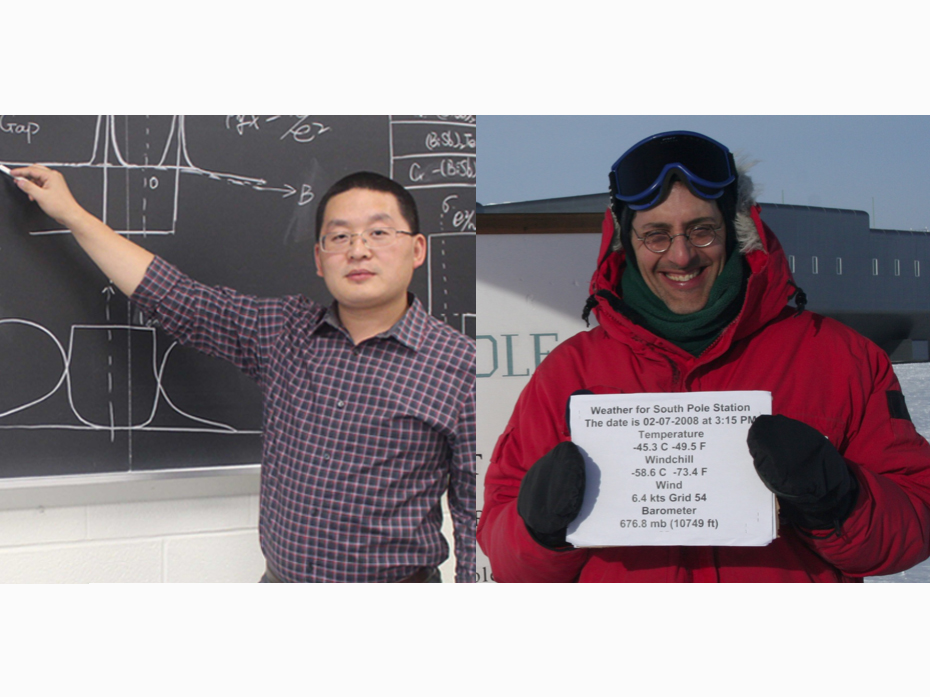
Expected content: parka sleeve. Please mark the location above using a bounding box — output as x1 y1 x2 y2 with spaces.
803 345 930 577
477 352 591 582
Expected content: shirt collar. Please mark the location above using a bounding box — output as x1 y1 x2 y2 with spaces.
319 293 429 352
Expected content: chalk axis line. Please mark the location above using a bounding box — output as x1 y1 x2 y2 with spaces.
427 232 476 337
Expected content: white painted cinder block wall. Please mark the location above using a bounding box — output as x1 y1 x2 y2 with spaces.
0 495 265 583
0 471 458 583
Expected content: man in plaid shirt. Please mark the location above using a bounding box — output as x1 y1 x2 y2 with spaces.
13 164 476 583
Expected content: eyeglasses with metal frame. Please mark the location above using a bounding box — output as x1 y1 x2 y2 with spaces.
632 223 722 254
319 226 416 253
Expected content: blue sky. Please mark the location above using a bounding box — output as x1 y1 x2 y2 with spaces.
478 116 930 232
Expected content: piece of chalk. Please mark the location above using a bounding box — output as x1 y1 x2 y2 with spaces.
0 163 26 182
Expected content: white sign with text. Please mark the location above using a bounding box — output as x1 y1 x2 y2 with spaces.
566 391 776 547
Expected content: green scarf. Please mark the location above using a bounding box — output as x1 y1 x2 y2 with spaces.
620 250 749 357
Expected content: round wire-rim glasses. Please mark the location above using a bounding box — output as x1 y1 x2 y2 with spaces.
632 224 722 254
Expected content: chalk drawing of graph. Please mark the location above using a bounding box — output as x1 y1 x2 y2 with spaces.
0 318 257 439
0 115 276 437
22 115 280 237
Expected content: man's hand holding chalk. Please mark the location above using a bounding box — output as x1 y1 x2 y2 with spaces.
2 164 90 228
0 163 32 191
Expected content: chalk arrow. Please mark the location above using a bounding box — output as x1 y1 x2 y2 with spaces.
252 183 297 198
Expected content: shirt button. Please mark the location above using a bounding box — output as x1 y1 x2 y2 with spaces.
336 400 346 408
322 452 331 461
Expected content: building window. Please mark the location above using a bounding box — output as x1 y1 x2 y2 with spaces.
895 259 901 276
836 257 843 275
812 256 819 275
872 258 879 276
788 255 795 273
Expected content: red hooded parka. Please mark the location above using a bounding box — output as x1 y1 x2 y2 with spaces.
478 205 930 582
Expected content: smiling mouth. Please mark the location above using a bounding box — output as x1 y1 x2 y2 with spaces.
663 268 702 283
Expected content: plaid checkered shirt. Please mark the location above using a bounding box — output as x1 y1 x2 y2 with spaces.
133 257 476 582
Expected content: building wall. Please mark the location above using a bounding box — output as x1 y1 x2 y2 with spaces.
0 474 458 583
477 232 601 582
0 494 264 583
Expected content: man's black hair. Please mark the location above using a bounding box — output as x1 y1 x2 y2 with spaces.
315 171 420 241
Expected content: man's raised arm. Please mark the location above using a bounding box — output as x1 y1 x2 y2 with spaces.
12 165 155 297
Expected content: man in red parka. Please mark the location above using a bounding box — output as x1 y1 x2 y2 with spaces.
478 130 930 582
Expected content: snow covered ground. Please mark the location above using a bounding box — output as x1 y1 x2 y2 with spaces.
864 362 930 583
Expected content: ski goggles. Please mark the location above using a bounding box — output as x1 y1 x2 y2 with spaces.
609 131 736 210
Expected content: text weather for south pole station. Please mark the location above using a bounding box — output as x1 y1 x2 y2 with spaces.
566 392 777 547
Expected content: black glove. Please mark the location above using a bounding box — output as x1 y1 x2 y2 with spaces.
747 415 859 533
517 441 586 549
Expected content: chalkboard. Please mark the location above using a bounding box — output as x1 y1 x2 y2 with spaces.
0 115 476 478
